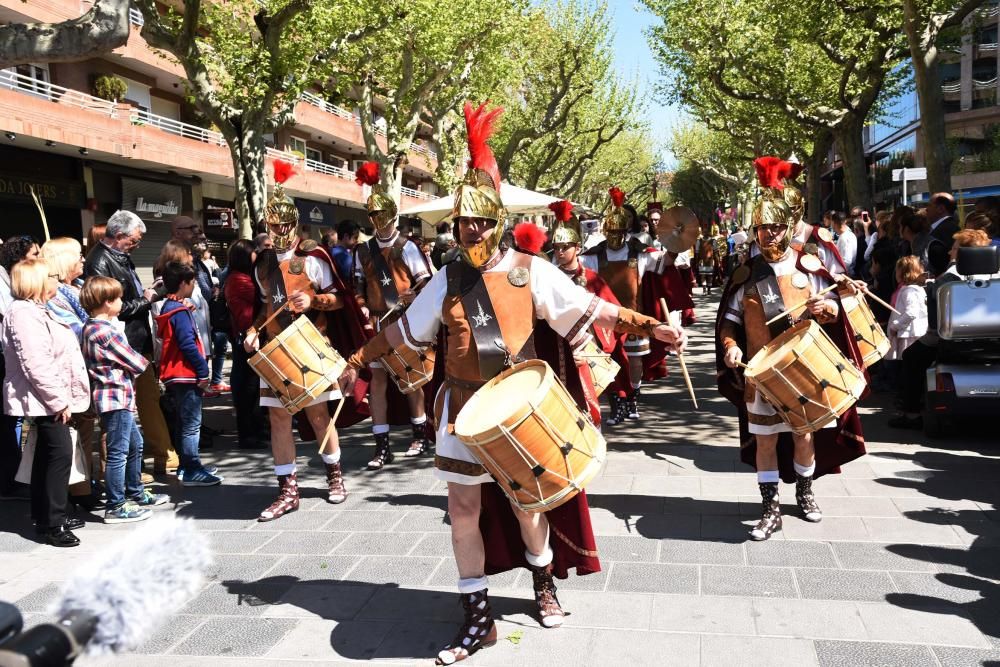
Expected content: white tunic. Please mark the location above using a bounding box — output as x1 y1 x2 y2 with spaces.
398 251 603 484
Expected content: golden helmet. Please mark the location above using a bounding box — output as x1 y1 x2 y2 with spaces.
602 186 632 251
548 200 581 245
264 160 299 251
453 102 507 268
355 161 398 235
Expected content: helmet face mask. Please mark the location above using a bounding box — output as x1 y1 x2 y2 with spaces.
752 198 794 261
369 209 397 238
264 186 299 252
454 216 501 268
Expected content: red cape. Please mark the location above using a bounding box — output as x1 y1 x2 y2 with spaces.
714 250 867 483
640 260 696 382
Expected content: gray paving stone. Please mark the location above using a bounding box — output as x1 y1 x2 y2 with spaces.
550 566 609 591
780 516 870 541
13 582 59 612
795 568 896 602
183 581 291 616
133 615 206 654
347 556 445 585
890 571 987 605
702 514 762 541
747 541 838 569
605 562 698 594
701 635 819 666
426 559 523 590
387 509 451 532
856 602 989 647
650 593 755 635
368 619 460 661
658 538 746 565
248 508 336 531
588 629 700 666
862 517 964 545
265 581 377 619
815 496 900 518
332 531 423 556
594 535 657 562
753 598 868 640
832 542 938 572
267 555 361 581
206 554 284 582
701 565 798 599
320 510 404 532
931 646 1000 667
0 531 42 553
356 586 462 622
207 530 278 554
409 532 452 556
549 590 654 630
170 616 296 657
255 531 349 555
471 625 597 666
814 639 937 667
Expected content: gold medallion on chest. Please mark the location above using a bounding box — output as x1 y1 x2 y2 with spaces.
507 267 529 287
289 258 305 275
799 253 822 273
791 272 809 289
575 275 588 287
628 258 638 268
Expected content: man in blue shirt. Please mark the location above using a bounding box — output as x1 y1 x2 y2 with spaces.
330 220 360 283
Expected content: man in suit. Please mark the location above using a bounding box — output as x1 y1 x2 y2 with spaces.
925 192 960 278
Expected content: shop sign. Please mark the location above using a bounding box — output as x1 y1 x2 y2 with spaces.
122 177 184 221
206 207 236 229
0 172 85 207
294 199 338 228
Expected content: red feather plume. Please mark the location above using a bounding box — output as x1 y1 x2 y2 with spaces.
753 156 793 190
608 186 626 207
464 101 504 191
548 200 574 223
354 161 381 186
513 222 546 255
273 159 295 185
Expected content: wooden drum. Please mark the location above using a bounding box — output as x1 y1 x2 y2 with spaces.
577 339 620 397
381 343 435 394
249 315 346 415
454 360 606 513
839 291 889 367
744 320 866 435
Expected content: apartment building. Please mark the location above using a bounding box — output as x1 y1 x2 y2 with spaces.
818 2 1000 214
0 0 439 281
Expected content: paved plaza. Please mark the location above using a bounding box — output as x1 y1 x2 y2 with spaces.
2 292 1000 666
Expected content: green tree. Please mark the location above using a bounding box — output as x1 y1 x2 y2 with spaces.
330 0 525 204
134 0 394 237
645 0 906 209
571 128 661 210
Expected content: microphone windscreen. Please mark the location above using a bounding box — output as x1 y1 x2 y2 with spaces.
52 517 211 655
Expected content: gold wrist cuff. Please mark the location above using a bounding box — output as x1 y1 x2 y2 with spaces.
312 293 342 311
614 308 659 337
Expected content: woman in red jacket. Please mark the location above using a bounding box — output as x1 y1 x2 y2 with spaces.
223 240 264 449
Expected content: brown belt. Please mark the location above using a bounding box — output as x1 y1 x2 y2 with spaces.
444 375 487 391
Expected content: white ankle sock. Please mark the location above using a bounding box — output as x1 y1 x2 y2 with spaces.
458 575 488 594
321 451 341 465
372 424 390 435
793 461 816 477
411 415 427 425
274 463 296 476
757 470 780 484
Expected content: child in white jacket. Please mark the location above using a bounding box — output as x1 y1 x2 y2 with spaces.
887 255 928 361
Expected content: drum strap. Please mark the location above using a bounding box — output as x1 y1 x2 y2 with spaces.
447 259 512 380
267 263 295 330
367 237 400 310
750 255 792 339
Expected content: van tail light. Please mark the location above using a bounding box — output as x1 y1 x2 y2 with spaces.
936 372 956 393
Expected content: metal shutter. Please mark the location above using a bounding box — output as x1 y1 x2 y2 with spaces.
131 219 172 286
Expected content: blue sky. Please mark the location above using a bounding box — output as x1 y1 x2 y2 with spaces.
608 1 685 167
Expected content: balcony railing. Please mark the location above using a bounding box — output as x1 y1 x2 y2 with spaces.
129 7 144 26
300 92 355 121
401 186 433 200
974 77 998 90
304 158 351 180
1 68 119 115
941 81 962 94
130 107 225 145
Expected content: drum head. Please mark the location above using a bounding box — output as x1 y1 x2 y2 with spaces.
747 320 813 376
455 362 548 437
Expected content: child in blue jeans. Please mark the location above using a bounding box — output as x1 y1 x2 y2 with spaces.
154 261 222 486
81 276 169 523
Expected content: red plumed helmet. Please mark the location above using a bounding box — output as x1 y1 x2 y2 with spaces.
513 222 547 255
608 186 626 207
273 159 295 185
464 101 504 191
754 156 792 190
548 200 574 223
354 161 381 186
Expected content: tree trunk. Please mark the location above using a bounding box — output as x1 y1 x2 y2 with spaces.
903 0 953 194
225 121 267 239
0 0 131 69
833 114 871 211
806 130 834 225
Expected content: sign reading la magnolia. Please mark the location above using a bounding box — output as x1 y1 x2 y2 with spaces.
135 196 179 218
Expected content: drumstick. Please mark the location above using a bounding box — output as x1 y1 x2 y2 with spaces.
660 298 698 409
317 396 347 455
764 284 839 325
858 285 901 316
257 301 292 332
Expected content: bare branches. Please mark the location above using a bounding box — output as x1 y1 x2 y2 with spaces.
0 0 131 69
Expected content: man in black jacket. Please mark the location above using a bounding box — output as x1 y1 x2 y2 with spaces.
84 210 176 473
925 192 960 278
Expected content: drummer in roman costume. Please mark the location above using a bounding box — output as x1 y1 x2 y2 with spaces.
548 200 631 427
340 102 686 665
580 187 662 421
352 161 434 470
244 160 370 522
716 157 866 542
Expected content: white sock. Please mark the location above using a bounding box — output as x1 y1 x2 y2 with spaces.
411 415 427 425
372 424 390 435
793 461 816 478
631 381 642 391
321 451 341 465
525 544 554 568
274 463 296 476
458 575 488 594
757 470 780 484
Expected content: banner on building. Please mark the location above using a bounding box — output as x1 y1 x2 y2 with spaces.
121 177 183 222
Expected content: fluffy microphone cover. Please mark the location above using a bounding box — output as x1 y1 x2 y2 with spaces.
53 517 211 655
